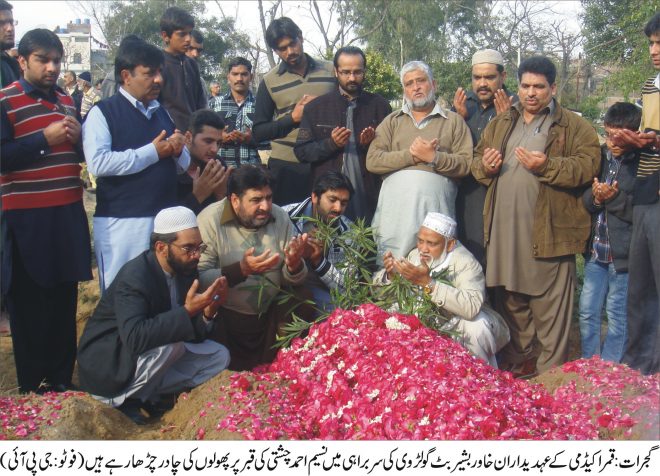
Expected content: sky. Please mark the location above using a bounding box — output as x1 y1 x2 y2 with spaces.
11 0 584 57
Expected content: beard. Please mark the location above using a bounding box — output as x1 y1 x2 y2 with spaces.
404 89 436 111
167 252 198 277
419 244 449 270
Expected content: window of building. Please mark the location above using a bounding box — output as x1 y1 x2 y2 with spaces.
73 53 82 64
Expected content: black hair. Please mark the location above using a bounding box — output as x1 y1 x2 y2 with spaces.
644 12 660 37
150 231 178 250
495 64 504 74
312 171 354 198
333 46 367 69
265 17 302 50
0 1 12 11
227 56 252 73
114 35 164 85
517 56 556 85
65 70 76 81
160 6 194 37
603 102 642 131
227 165 275 198
94 78 103 87
187 109 226 136
191 29 204 44
17 28 63 58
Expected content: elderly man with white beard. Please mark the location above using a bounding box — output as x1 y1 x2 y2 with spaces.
373 212 509 367
366 61 472 261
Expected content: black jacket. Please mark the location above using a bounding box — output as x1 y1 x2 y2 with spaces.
159 50 206 130
293 88 391 219
77 250 210 398
0 51 20 87
582 145 639 272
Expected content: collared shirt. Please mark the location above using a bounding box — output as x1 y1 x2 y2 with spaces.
83 87 190 177
209 90 260 167
400 101 447 129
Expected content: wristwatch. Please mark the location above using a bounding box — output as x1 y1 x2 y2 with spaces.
423 281 435 295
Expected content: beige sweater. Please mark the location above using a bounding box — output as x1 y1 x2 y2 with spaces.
197 199 307 315
365 105 473 178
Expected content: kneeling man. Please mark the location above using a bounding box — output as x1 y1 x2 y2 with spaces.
77 206 230 423
374 212 508 367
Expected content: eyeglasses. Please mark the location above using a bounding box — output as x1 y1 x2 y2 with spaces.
0 19 17 27
169 243 207 256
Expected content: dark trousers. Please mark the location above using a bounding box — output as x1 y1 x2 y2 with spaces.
268 158 311 206
209 287 315 371
623 201 660 375
6 243 78 393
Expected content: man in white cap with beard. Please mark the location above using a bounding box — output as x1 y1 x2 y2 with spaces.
373 211 509 367
77 206 230 424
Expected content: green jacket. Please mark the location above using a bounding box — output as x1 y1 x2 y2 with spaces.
471 103 600 258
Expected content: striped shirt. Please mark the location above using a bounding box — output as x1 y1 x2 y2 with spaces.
0 80 82 210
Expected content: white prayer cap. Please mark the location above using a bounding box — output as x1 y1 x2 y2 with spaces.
421 212 456 238
472 49 504 66
153 206 198 234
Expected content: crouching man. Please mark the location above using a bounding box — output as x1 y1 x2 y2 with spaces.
373 212 509 367
77 206 230 424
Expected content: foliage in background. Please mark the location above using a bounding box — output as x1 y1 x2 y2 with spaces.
363 50 400 103
101 0 250 82
580 0 659 97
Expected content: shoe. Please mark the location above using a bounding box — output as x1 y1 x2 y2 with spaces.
118 399 147 425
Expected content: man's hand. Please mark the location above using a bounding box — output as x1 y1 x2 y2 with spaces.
592 178 619 205
610 128 659 150
167 129 186 157
201 276 228 320
515 147 548 173
224 128 252 144
359 126 376 146
482 147 503 176
43 120 72 147
393 258 432 287
331 126 351 148
191 160 232 203
305 236 325 268
153 130 173 159
383 251 396 279
284 233 308 274
291 94 316 124
409 137 438 164
453 87 468 119
493 89 512 115
184 277 227 318
239 247 280 276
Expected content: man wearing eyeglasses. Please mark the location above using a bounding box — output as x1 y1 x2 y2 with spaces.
78 206 230 425
253 17 336 205
294 47 391 222
0 0 19 87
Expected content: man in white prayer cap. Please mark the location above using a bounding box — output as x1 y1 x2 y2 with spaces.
77 206 230 424
373 211 509 367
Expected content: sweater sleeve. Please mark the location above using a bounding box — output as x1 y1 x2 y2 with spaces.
366 114 416 174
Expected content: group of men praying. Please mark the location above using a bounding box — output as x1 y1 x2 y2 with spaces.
1 1 658 424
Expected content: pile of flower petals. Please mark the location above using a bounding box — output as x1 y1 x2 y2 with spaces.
214 305 658 440
551 357 659 439
0 391 81 440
